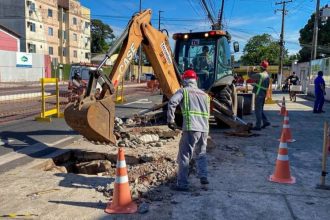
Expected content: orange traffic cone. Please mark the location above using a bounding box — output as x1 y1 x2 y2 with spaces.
279 96 286 116
269 133 296 184
105 148 137 214
278 110 296 143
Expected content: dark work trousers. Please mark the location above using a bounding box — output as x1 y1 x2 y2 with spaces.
255 95 269 128
314 93 325 112
177 131 208 188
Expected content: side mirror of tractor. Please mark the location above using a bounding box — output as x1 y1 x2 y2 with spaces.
233 41 239 53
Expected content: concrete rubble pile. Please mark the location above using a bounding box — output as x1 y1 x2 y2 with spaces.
94 118 181 203
114 117 180 149
96 157 177 202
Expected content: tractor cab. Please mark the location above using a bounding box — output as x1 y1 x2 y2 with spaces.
173 30 237 90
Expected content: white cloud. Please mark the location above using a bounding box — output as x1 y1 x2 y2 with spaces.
228 15 278 28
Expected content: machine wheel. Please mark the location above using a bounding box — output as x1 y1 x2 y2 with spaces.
214 85 237 128
237 96 244 119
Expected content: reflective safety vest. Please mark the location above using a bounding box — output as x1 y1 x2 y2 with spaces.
182 88 210 132
253 71 269 96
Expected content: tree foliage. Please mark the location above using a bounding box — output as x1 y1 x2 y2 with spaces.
298 13 330 62
240 34 282 66
91 19 115 54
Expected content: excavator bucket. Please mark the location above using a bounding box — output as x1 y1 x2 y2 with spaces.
64 96 116 144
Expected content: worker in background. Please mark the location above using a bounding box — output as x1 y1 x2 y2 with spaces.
286 71 300 86
167 69 210 191
313 71 326 113
248 60 271 131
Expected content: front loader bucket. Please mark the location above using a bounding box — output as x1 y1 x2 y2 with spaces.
64 96 116 144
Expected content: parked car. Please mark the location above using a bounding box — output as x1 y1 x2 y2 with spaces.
140 73 154 82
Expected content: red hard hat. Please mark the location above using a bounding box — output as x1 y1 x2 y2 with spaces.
260 60 269 69
182 69 198 80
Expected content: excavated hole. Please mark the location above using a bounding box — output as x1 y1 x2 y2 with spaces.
39 150 149 176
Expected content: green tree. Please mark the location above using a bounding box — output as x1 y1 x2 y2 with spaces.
91 19 115 54
284 54 300 66
240 34 283 66
299 13 330 62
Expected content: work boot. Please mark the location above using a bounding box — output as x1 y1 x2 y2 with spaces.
261 122 271 129
200 177 209 185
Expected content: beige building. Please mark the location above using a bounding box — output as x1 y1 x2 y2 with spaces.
0 0 91 64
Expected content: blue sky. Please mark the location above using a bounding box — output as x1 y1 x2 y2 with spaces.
80 0 329 56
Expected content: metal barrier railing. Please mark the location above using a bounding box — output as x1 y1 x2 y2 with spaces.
115 78 125 104
35 78 63 122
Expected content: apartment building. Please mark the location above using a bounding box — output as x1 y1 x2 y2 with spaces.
0 0 91 64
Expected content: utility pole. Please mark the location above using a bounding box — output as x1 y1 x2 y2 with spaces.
311 0 321 60
218 0 225 29
275 0 292 89
158 10 164 30
137 0 143 83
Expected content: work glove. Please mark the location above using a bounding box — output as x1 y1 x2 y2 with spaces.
168 122 176 131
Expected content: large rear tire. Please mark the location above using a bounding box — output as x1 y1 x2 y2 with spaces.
214 85 237 128
237 96 244 119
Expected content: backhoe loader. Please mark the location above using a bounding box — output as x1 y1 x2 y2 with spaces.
64 9 251 144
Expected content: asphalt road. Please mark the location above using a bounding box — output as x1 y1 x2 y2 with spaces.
0 85 163 173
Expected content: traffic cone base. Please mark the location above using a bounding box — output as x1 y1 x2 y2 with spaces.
269 174 296 184
269 136 296 185
104 148 137 214
277 138 296 143
105 200 137 214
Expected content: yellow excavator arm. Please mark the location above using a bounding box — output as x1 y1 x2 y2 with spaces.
64 10 181 144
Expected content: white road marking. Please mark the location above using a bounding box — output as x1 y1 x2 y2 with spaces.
0 139 14 146
123 98 152 106
44 136 74 146
0 92 51 102
0 136 74 166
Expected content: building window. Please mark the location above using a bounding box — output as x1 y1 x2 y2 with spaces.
49 47 53 55
73 50 77 58
85 52 90 59
73 17 77 25
85 22 89 29
48 9 53 17
84 37 90 47
28 43 36 53
27 1 35 15
48 27 53 36
73 33 77 41
27 22 36 32
62 30 67 40
30 22 36 32
62 48 67 56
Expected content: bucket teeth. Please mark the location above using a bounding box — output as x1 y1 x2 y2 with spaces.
64 96 116 144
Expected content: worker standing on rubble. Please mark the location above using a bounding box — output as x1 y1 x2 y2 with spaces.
248 60 271 131
167 69 210 191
